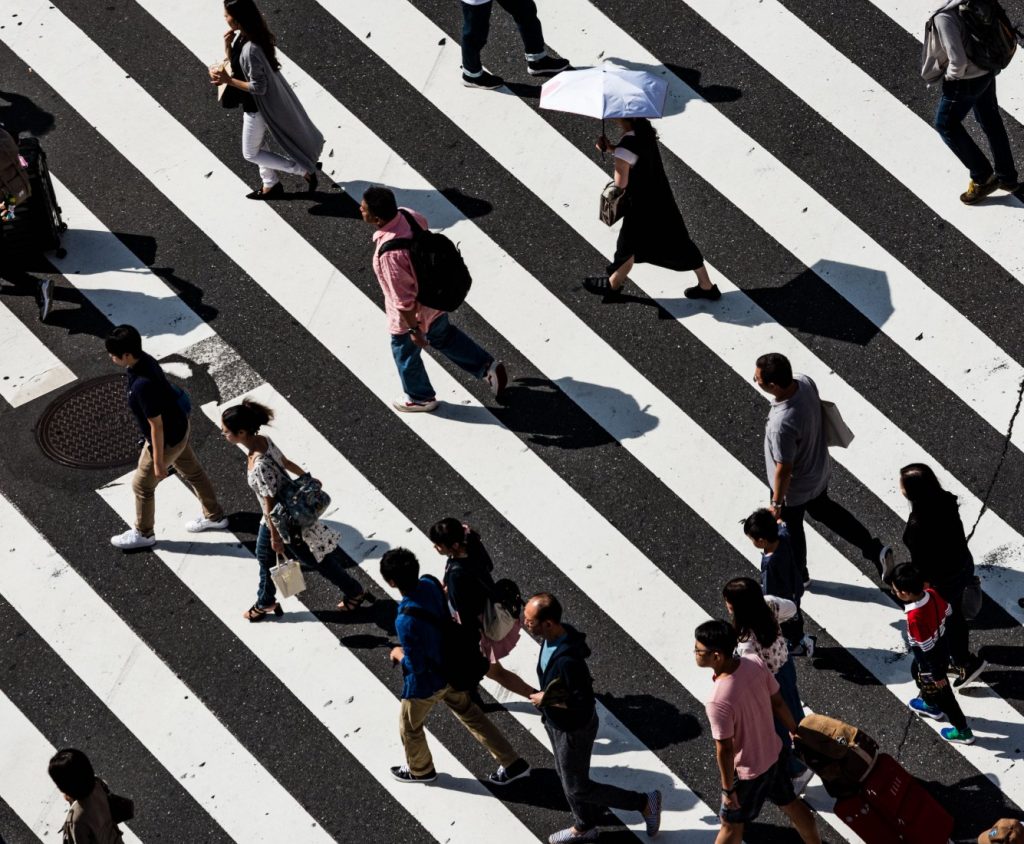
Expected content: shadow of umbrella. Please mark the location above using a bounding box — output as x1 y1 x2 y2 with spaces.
0 89 56 136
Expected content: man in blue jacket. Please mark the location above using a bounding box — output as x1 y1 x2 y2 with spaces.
381 548 529 784
525 593 662 843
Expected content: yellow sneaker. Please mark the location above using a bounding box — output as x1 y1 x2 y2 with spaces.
960 175 999 204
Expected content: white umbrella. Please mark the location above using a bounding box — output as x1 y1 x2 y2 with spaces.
539 64 668 120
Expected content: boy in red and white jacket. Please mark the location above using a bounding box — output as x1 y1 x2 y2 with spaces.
892 563 974 745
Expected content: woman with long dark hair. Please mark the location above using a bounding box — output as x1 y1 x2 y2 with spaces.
220 399 373 620
585 117 718 301
899 463 986 687
210 0 323 199
723 577 812 792
429 518 536 699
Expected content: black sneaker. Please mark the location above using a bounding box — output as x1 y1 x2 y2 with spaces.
390 764 437 783
683 283 721 301
527 55 571 77
583 276 623 298
489 757 530 785
952 655 988 689
462 70 505 90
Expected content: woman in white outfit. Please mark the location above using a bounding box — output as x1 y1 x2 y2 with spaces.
210 0 324 199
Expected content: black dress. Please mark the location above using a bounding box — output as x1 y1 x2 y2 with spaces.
607 130 703 274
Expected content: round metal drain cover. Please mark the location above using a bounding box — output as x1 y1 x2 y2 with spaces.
36 374 140 469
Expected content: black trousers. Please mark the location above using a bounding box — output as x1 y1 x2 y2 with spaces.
934 566 974 668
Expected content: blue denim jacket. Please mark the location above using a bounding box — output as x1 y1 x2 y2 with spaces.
395 577 447 700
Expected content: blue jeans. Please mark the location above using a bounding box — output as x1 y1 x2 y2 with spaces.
461 0 546 76
773 656 808 777
254 522 363 608
390 313 492 402
934 73 1017 184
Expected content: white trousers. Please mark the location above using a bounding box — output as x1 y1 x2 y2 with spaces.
241 110 305 187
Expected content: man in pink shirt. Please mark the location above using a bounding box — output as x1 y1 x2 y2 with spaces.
361 187 507 412
695 620 821 844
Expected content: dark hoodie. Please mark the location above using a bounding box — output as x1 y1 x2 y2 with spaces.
903 490 973 588
536 624 595 731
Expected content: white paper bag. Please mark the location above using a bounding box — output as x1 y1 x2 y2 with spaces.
270 556 307 599
821 400 854 448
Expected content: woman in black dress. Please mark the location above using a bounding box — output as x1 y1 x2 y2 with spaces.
899 463 986 687
584 117 718 300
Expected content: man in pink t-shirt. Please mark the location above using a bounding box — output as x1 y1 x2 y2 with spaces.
695 620 821 844
361 186 507 413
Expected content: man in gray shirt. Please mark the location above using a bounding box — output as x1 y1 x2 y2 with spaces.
755 353 891 586
926 0 1017 204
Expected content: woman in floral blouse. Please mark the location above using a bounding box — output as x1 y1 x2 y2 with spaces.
221 399 372 620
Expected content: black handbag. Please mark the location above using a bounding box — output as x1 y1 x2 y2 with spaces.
100 779 134 824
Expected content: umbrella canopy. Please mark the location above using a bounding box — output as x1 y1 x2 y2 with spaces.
539 65 668 120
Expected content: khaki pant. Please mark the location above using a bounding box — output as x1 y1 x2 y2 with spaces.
133 426 223 535
400 685 518 776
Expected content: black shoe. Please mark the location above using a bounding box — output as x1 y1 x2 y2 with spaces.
462 70 505 90
952 655 988 689
246 182 284 200
304 171 318 193
583 275 623 297
38 278 54 321
391 765 437 783
683 283 721 301
489 757 530 785
527 55 571 77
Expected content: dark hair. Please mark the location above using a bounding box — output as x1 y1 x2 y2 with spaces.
621 117 658 141
723 577 779 650
428 518 468 548
891 562 925 595
104 324 143 358
380 548 420 593
755 353 793 389
362 186 398 222
899 463 944 505
743 509 780 542
694 619 737 656
529 592 563 624
224 0 280 70
48 749 96 801
221 399 273 435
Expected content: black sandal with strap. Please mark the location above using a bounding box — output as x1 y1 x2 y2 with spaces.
243 602 283 622
337 592 376 612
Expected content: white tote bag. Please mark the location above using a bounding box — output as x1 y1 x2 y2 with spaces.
821 400 854 448
270 555 307 599
482 599 516 641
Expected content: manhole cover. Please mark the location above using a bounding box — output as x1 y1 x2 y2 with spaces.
36 374 140 469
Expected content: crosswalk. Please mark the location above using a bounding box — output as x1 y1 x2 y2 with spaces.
1 0 1023 840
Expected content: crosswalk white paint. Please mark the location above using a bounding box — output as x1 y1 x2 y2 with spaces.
7 0 1021 808
0 301 75 407
0 688 143 843
0 490 332 842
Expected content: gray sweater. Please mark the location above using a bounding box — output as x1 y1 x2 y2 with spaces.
922 0 988 82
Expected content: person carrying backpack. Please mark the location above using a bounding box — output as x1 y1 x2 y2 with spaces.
361 186 508 413
381 548 530 785
923 0 1019 203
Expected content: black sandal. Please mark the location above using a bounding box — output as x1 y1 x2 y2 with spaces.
243 602 283 621
246 182 284 201
337 592 375 612
304 171 318 193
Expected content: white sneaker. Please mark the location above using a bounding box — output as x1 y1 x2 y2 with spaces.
185 516 229 533
110 528 156 550
485 360 508 397
879 545 895 583
800 635 816 659
393 398 439 413
791 766 814 795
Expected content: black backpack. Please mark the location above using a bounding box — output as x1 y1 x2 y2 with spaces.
400 576 488 691
959 0 1022 71
377 210 472 312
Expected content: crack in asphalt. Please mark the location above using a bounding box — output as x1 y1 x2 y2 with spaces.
894 709 915 761
966 373 1024 544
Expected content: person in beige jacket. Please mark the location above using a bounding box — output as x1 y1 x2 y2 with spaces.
48 749 125 844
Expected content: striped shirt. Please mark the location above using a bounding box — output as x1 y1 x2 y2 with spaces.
905 588 951 655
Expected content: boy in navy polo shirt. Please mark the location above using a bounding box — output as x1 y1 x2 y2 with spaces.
105 325 227 550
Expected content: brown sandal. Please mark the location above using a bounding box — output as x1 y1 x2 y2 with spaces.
243 602 283 621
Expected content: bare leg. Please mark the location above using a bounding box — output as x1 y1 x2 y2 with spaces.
609 256 634 290
780 799 822 844
486 661 537 698
693 264 713 290
715 820 744 844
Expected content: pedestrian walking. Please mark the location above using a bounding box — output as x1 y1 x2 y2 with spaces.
923 0 1018 204
694 619 821 844
523 593 662 843
722 577 813 793
743 508 814 656
48 748 127 844
220 399 373 621
583 118 717 301
460 0 570 89
209 0 323 200
899 462 987 687
380 548 531 784
754 352 891 586
105 325 228 551
429 518 537 698
361 186 507 412
891 563 976 745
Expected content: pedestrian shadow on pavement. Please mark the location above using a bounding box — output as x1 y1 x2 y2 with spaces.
331 180 494 227
0 89 56 137
596 692 702 750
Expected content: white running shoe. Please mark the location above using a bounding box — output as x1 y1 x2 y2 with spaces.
485 360 508 397
110 528 156 550
393 398 439 413
185 516 229 533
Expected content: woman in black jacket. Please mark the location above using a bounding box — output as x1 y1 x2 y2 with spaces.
899 463 986 687
429 518 536 699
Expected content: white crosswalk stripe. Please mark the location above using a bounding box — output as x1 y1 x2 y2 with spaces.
1 0 1022 840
